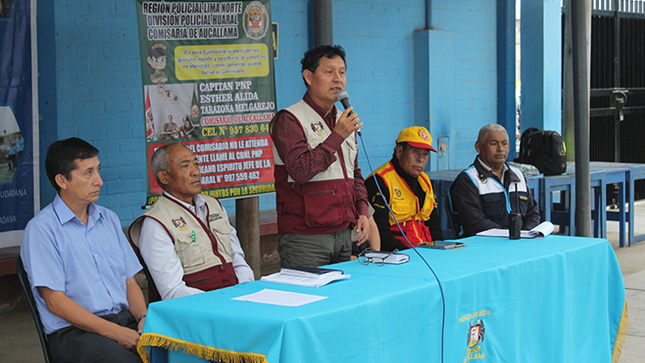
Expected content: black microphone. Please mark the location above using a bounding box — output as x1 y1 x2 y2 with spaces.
336 90 353 116
336 90 360 135
509 182 522 240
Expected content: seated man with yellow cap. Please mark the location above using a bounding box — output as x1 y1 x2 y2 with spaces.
365 126 443 251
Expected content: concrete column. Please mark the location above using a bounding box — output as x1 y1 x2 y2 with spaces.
313 0 333 47
571 0 592 237
236 197 261 280
520 0 562 133
497 0 517 159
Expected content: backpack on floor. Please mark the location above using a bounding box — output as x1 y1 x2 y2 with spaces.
514 127 566 175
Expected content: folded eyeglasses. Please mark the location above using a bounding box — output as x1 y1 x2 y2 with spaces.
357 247 399 266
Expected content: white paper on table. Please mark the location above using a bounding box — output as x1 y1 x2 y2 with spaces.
476 221 555 239
231 288 328 307
260 271 351 287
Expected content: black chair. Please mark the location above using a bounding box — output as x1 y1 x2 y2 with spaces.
444 194 462 239
16 257 54 363
128 241 161 303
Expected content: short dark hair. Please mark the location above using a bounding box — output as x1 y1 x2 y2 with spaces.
45 138 99 192
393 142 409 159
300 45 346 86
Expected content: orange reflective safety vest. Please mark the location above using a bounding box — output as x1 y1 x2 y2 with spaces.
373 161 437 247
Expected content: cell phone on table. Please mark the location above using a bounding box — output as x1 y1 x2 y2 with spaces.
418 241 466 250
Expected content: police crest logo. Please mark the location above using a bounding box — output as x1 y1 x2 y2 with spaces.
243 1 269 40
191 104 199 120
172 217 189 231
311 121 325 135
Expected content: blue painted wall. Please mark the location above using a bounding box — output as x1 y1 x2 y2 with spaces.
37 0 146 224
333 1 427 173
35 0 515 226
419 0 499 171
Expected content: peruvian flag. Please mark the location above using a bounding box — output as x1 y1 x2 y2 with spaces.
145 89 155 141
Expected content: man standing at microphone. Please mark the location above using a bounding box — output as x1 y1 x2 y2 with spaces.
270 45 370 268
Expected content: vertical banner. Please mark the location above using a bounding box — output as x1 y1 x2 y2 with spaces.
136 0 276 205
0 0 39 248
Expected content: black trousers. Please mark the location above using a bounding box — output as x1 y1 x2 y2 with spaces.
47 310 142 363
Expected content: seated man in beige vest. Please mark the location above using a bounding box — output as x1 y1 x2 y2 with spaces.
129 143 254 300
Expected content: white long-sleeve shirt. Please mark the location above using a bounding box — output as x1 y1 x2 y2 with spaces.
138 193 254 300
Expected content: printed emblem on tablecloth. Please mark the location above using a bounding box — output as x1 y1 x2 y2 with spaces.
459 310 490 362
462 318 487 361
467 318 485 349
172 217 189 231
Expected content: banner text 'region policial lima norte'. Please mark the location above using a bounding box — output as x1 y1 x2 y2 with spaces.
136 0 276 205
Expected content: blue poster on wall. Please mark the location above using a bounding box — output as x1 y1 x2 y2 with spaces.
0 0 39 248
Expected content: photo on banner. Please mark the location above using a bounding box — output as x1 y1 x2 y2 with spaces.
135 0 276 205
0 0 39 248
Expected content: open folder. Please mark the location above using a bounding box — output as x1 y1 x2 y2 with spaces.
476 221 555 238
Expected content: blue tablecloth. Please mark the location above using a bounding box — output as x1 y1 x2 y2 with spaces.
138 235 628 363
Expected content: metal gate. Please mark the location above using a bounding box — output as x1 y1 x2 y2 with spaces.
589 0 645 198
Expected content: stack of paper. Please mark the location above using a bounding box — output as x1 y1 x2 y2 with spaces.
261 267 350 288
476 221 555 239
280 266 343 278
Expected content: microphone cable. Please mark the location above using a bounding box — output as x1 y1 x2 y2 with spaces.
357 132 446 363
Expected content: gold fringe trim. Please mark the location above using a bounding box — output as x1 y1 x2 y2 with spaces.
612 301 630 363
138 332 269 363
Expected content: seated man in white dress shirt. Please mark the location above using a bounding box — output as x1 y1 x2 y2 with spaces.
128 143 254 300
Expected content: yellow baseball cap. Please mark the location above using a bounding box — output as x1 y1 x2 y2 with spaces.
396 126 437 152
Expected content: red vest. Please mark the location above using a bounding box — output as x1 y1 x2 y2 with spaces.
271 100 359 234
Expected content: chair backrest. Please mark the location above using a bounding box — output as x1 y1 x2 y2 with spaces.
444 194 462 239
16 257 53 363
127 241 161 303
